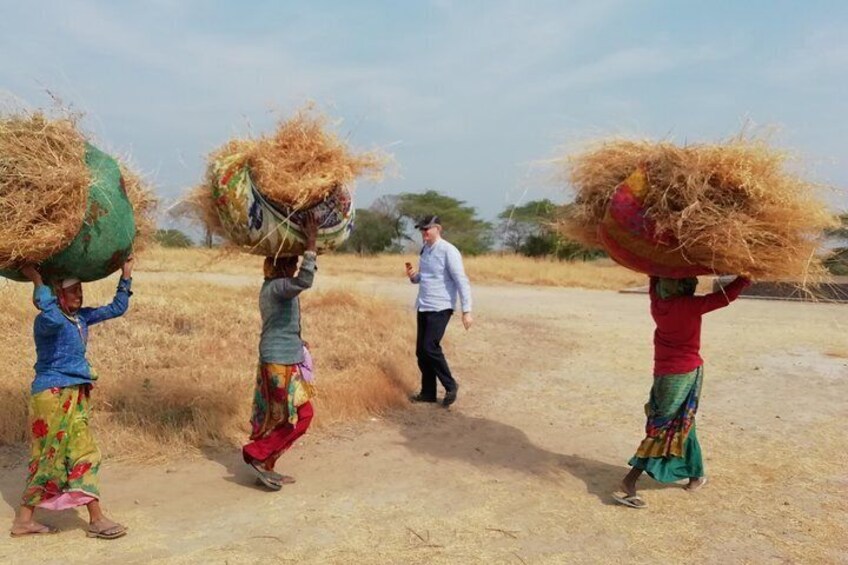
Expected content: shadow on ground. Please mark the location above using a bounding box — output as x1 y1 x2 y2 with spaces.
199 446 272 493
0 458 90 533
394 407 674 504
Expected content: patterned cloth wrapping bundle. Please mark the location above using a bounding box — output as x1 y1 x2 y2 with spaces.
210 152 354 257
598 166 714 278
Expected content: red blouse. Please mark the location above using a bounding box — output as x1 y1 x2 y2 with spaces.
650 276 750 375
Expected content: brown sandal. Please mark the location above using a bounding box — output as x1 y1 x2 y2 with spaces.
87 519 127 540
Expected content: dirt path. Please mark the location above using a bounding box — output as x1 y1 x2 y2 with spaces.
1 275 846 564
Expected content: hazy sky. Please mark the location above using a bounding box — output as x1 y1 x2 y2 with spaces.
1 0 846 223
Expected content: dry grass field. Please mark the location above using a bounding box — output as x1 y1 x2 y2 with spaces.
0 262 416 461
0 247 845 564
142 246 645 290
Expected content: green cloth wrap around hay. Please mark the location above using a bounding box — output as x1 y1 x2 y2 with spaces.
0 144 136 283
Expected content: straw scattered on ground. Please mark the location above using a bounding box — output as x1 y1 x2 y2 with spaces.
0 111 90 269
558 137 838 280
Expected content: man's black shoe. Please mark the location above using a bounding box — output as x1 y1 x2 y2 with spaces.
410 393 437 403
442 385 459 407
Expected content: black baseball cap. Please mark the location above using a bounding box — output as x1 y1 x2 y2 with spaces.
414 215 441 229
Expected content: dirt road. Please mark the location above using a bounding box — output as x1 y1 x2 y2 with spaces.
1 276 846 564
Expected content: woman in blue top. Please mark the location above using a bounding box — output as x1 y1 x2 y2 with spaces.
11 258 134 540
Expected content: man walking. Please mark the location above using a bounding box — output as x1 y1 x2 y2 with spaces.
405 215 473 407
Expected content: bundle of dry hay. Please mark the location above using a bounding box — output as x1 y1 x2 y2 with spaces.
188 105 386 240
0 111 157 269
242 106 385 209
119 163 159 252
558 137 837 280
0 112 90 268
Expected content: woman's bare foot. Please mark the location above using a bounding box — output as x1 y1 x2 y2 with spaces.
684 476 708 492
10 520 58 537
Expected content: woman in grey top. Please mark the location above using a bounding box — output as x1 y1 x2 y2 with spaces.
242 215 319 490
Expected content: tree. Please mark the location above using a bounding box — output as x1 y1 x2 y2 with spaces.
154 229 194 248
167 198 216 248
341 209 398 254
497 200 605 261
825 212 848 275
498 199 559 252
826 213 848 242
370 194 406 243
397 190 493 255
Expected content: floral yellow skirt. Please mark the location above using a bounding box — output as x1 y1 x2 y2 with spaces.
22 385 101 509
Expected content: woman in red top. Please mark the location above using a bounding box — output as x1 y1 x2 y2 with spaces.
614 275 750 509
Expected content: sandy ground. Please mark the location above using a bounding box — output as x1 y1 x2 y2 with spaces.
1 274 846 564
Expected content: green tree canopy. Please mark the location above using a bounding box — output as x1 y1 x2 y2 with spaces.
497 199 559 252
340 208 398 254
397 190 493 255
497 200 605 261
827 212 848 243
154 229 194 248
825 212 848 275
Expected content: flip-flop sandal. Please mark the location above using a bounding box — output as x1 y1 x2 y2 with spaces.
249 461 282 490
249 461 294 487
265 471 296 485
87 521 127 540
10 522 58 537
254 475 283 491
612 492 648 509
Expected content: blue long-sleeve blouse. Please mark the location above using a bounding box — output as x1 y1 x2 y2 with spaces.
30 278 132 394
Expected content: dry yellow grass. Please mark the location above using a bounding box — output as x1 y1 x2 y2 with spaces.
0 112 89 268
0 112 158 269
142 246 645 290
211 105 386 210
0 274 416 461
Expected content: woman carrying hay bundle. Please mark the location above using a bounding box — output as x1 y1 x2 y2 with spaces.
11 258 134 539
613 275 749 509
242 215 320 491
559 137 834 508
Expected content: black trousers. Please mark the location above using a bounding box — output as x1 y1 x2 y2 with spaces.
416 309 457 398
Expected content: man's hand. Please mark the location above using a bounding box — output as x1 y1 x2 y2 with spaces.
405 262 417 280
303 213 319 252
462 312 473 330
20 264 43 286
121 255 135 279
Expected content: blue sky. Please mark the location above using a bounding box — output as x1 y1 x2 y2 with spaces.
1 0 846 224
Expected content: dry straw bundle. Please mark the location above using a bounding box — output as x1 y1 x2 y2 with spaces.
243 107 385 210
0 112 90 268
0 111 157 270
119 163 158 252
187 106 386 254
559 137 837 280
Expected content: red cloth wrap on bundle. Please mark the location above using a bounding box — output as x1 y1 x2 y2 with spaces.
598 166 714 278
